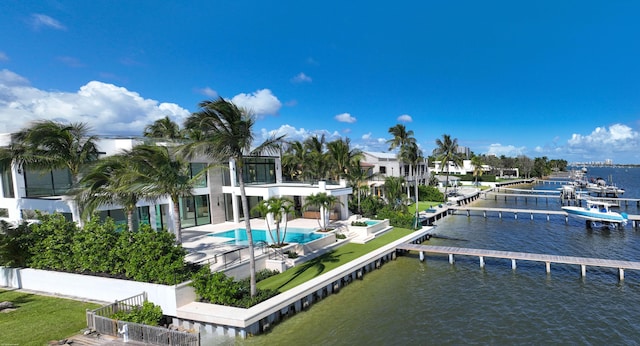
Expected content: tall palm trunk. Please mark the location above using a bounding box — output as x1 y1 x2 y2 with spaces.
127 209 135 233
171 196 183 244
414 167 419 227
238 164 257 297
443 166 451 200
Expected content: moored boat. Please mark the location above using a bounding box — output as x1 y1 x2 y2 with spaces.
562 200 628 229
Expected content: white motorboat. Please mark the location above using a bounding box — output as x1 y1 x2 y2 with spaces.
586 177 624 197
562 200 628 229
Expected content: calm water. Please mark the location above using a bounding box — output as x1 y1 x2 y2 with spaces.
211 167 640 345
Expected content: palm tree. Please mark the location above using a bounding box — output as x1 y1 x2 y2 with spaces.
387 124 417 200
400 141 423 227
281 140 305 181
303 192 342 231
7 120 100 186
303 135 329 181
143 116 182 140
76 154 143 232
122 144 199 244
326 138 363 182
1 121 100 223
434 134 463 200
181 97 283 297
383 176 407 212
251 197 294 246
345 162 377 214
471 156 484 186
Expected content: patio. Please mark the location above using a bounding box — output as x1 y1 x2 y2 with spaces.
180 217 334 271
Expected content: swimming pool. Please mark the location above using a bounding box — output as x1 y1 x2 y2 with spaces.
364 220 380 226
209 227 324 245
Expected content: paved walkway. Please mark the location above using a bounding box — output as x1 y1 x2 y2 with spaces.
65 333 146 346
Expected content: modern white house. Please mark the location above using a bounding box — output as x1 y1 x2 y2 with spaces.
360 151 430 199
0 135 352 233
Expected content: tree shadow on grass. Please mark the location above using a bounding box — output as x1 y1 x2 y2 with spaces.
0 289 35 306
277 250 352 291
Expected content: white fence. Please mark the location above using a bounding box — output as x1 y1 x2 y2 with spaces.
86 292 200 346
0 266 195 316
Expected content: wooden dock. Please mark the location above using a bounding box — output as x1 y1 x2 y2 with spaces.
450 206 569 222
396 244 640 281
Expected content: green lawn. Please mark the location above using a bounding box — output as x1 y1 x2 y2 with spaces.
0 289 99 346
415 200 445 212
257 227 414 292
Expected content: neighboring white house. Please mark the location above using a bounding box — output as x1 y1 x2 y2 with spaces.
0 135 352 232
361 151 430 200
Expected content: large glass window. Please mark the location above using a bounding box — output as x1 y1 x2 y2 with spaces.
1 166 14 198
222 194 262 221
241 157 276 185
137 206 151 226
179 194 211 228
24 167 72 197
155 204 169 230
190 163 207 188
99 209 127 230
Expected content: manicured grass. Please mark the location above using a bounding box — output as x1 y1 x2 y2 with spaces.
257 227 414 292
0 289 99 346
415 200 444 211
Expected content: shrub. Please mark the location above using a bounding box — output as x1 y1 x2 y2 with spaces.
192 267 278 308
2 212 194 285
350 221 368 227
0 220 33 267
360 195 386 218
377 207 416 229
255 269 281 282
418 185 444 202
285 250 299 259
111 301 163 326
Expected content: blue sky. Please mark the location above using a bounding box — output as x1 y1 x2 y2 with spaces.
1 1 640 164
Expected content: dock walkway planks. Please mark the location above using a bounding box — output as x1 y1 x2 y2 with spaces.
396 244 640 280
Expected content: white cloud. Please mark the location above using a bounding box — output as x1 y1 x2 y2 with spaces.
397 114 412 122
30 14 66 31
196 87 217 98
568 124 638 146
0 52 8 62
565 124 639 160
335 112 356 123
0 69 30 87
486 143 525 157
0 69 190 134
230 89 281 118
362 132 371 140
259 124 341 144
291 72 312 84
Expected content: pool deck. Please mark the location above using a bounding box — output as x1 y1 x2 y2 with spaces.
180 218 330 269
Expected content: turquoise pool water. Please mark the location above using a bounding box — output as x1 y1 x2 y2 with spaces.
209 227 323 245
364 220 380 226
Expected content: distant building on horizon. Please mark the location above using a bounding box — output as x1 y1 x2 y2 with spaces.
456 146 471 159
